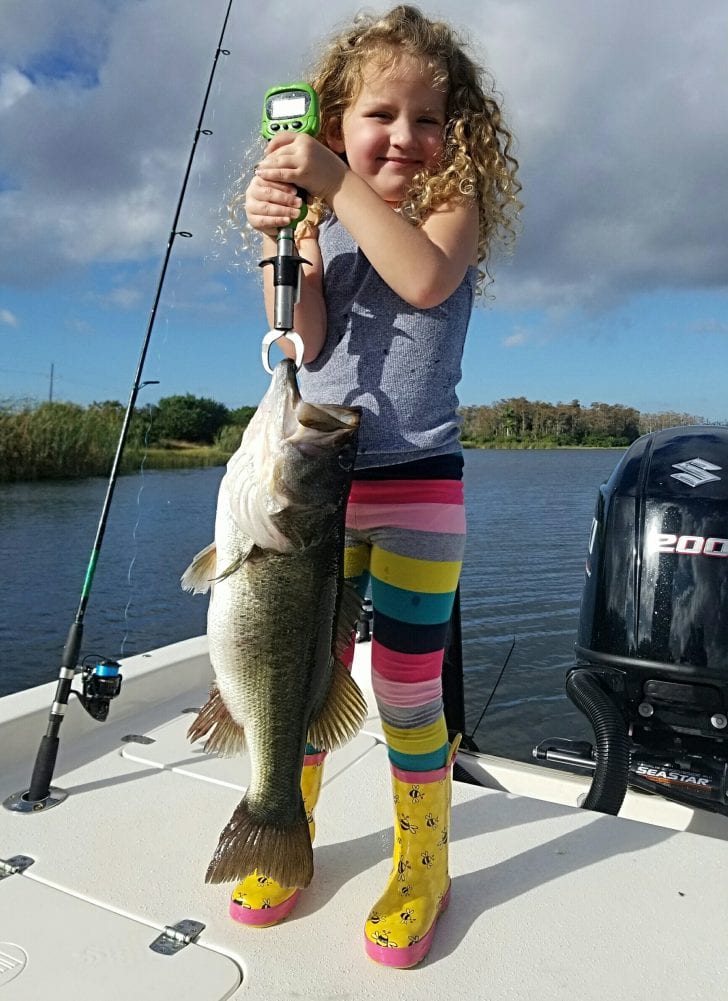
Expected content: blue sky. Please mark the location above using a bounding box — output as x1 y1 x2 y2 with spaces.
1 0 727 420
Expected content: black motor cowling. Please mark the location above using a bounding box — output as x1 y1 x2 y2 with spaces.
538 426 728 816
579 424 728 686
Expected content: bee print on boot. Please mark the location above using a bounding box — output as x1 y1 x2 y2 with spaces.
408 785 425 804
420 850 435 868
397 858 412 881
399 907 416 925
371 929 398 950
425 812 439 829
398 814 418 835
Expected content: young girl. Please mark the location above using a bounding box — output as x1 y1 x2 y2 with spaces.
237 3 520 967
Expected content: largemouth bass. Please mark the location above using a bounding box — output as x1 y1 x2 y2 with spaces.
181 359 366 889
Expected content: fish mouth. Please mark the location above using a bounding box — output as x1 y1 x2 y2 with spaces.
297 401 360 432
277 358 360 436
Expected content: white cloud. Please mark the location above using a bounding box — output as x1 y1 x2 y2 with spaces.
105 286 144 309
0 0 726 315
503 329 528 348
0 308 18 326
0 68 32 110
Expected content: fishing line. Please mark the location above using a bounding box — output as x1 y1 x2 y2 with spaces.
4 0 236 813
119 393 159 658
466 636 516 746
120 460 147 657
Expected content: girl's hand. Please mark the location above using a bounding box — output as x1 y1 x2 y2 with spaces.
256 133 346 205
244 173 302 237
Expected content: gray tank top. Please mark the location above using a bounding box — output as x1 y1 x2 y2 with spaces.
298 214 476 469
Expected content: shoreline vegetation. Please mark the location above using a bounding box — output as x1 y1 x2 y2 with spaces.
1 395 720 483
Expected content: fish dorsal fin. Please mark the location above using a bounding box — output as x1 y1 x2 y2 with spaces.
307 658 367 751
307 580 367 749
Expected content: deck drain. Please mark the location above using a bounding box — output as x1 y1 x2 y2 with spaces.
0 943 28 986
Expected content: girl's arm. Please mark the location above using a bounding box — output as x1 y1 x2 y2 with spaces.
330 171 478 308
256 134 479 309
245 177 327 364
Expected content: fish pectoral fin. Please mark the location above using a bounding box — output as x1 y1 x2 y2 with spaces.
206 797 313 888
181 540 259 594
187 684 246 757
214 540 263 582
180 542 218 594
307 658 368 751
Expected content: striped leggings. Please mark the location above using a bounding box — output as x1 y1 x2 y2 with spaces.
342 478 466 772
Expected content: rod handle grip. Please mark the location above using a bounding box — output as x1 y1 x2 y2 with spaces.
27 735 60 803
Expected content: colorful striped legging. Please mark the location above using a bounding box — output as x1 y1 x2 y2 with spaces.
342 478 466 772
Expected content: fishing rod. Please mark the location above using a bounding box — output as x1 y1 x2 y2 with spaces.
4 0 235 815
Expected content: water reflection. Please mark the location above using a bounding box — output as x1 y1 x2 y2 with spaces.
0 449 622 762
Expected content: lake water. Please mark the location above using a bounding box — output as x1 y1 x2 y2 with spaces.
0 449 622 762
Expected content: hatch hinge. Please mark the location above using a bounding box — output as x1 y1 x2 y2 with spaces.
149 919 206 955
0 855 35 880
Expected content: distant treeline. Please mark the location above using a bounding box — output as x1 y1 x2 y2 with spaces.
460 398 720 448
0 395 255 482
1 393 722 482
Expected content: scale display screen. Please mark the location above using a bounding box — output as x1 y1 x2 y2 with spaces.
269 94 307 119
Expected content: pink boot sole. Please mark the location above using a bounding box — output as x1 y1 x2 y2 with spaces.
229 888 301 927
364 883 451 968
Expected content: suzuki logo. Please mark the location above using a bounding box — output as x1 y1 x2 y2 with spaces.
670 457 722 488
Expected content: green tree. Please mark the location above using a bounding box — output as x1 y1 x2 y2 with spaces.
153 395 230 444
215 424 245 454
228 406 257 429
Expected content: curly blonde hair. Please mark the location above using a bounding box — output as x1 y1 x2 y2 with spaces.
229 5 521 290
305 4 522 290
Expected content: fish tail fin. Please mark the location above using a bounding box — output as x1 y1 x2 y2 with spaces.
205 796 313 888
187 684 246 756
181 542 217 594
307 658 368 752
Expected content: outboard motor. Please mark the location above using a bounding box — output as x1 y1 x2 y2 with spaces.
536 425 728 817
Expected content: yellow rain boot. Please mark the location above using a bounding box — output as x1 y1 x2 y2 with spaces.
229 750 326 926
364 737 460 967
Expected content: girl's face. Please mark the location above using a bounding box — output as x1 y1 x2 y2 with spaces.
329 53 447 205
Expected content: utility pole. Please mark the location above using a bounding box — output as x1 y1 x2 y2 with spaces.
49 363 54 402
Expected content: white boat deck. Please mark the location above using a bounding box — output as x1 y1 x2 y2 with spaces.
1 637 728 1000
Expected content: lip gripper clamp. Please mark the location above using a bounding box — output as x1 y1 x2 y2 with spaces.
261 330 304 374
259 226 308 375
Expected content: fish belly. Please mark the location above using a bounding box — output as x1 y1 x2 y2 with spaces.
208 528 341 827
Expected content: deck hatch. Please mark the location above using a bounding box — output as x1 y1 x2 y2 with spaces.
0 877 241 1000
120 714 379 789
